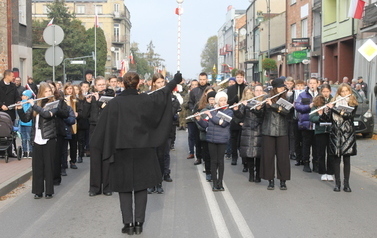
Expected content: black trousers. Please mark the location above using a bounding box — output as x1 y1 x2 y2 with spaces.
89 125 110 193
77 128 89 157
246 157 260 177
230 130 241 161
208 143 226 187
301 130 316 164
62 134 78 165
293 120 303 162
261 135 290 180
201 140 211 175
119 189 148 224
287 119 296 156
315 133 334 175
53 135 64 184
156 140 170 176
333 156 351 183
32 139 56 195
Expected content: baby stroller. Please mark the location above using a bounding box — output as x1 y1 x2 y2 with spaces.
0 112 22 163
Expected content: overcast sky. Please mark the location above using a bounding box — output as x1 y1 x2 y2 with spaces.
126 0 250 79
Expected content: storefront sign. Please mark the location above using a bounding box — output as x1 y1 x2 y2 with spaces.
287 50 309 64
292 38 310 48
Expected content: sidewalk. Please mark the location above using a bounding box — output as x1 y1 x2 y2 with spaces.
0 156 32 197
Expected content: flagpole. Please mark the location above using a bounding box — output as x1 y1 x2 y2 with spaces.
94 6 97 77
176 0 184 73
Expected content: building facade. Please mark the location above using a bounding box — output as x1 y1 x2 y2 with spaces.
0 0 33 83
32 0 131 77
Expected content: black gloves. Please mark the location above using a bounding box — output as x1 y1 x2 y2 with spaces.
173 72 182 84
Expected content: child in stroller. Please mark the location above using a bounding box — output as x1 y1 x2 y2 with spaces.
0 112 22 163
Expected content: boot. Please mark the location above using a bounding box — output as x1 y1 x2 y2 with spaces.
248 172 254 182
254 158 261 183
194 159 202 165
248 158 254 182
334 179 341 192
156 183 164 194
267 180 274 190
121 223 134 235
343 179 352 192
231 157 237 165
303 161 312 172
242 163 248 172
312 162 319 173
280 180 287 190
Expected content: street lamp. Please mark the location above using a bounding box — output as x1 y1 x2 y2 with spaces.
176 0 184 72
266 0 270 58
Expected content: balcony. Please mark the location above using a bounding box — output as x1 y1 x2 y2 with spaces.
313 0 321 11
219 48 227 55
112 36 126 45
113 11 128 21
225 44 233 52
361 4 377 32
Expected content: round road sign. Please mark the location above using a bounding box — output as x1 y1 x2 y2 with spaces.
45 46 64 66
43 25 64 45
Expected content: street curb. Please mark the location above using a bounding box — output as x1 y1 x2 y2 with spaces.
0 168 32 197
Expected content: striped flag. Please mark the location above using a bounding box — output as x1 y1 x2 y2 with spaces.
348 0 365 19
47 18 54 26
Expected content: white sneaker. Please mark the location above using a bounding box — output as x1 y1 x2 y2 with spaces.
321 174 328 181
327 174 334 181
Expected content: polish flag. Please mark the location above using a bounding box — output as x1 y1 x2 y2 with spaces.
47 18 54 26
175 7 183 15
348 0 365 19
95 15 99 27
129 53 134 64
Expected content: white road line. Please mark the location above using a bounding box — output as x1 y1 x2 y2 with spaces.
196 165 231 238
221 183 255 238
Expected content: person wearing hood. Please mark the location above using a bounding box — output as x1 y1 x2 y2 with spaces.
19 90 34 158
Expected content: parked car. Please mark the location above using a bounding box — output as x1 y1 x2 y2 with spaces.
331 85 374 138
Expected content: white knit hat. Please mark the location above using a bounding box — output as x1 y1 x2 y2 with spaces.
215 91 228 104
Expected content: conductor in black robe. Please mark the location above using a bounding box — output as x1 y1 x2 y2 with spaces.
90 71 182 235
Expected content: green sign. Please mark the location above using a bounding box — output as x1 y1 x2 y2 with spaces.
287 50 309 64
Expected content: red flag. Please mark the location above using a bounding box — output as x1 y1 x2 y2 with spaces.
129 53 134 64
95 15 99 27
47 18 54 26
348 0 365 19
175 7 183 15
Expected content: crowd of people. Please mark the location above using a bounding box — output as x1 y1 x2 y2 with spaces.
0 68 369 235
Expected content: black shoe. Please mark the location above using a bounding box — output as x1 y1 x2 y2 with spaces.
267 180 274 190
217 186 225 191
89 192 100 197
194 159 202 165
103 192 112 196
231 159 237 165
70 164 78 169
34 194 43 199
45 194 53 199
212 186 219 192
249 174 254 182
28 152 33 158
170 144 175 151
147 187 156 194
343 187 352 192
122 223 134 235
156 184 164 194
333 186 341 192
242 167 248 172
53 182 61 186
289 154 296 160
61 168 67 176
22 152 27 158
295 161 303 166
134 222 143 235
303 163 312 173
163 174 173 182
280 180 287 190
77 157 83 163
254 177 261 183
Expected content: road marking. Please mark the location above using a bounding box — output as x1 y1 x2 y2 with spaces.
221 183 255 238
196 165 231 238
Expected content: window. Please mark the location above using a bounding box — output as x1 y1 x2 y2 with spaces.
43 4 49 14
114 24 120 42
114 3 119 12
323 0 336 25
19 0 26 25
291 23 296 39
114 48 120 69
291 0 296 5
301 19 308 37
76 5 85 14
95 5 103 14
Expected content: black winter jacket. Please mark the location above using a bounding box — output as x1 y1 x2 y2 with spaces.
188 84 210 112
18 102 58 141
0 80 21 121
227 83 246 131
234 103 263 158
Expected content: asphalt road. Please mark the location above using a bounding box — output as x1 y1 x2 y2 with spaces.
0 130 376 238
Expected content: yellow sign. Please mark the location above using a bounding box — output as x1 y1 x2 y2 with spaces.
358 39 377 62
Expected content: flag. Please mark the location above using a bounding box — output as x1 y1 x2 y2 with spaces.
119 60 128 77
129 53 134 64
25 84 36 98
348 0 365 19
212 64 216 73
175 7 183 15
95 14 99 27
47 18 54 26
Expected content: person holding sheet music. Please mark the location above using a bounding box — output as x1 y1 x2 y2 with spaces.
195 91 233 192
326 83 358 192
256 77 291 190
83 76 115 197
17 82 58 199
233 85 265 183
309 84 334 182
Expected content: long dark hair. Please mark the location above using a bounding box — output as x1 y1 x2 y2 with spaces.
269 87 287 104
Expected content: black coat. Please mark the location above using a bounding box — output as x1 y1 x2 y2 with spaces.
90 79 179 192
0 80 21 121
188 84 209 112
328 106 357 157
234 103 263 158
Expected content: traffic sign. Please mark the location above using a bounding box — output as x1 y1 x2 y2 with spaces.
43 25 64 45
358 39 377 62
45 46 64 66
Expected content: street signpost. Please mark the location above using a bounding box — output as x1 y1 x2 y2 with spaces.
43 25 65 81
